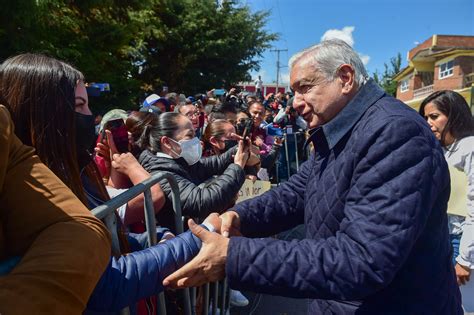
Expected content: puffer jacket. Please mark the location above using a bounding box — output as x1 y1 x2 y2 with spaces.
139 148 245 230
227 80 462 314
86 228 203 312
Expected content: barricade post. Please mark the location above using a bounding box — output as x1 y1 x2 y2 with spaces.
283 133 291 179
294 132 300 171
212 282 219 314
220 278 228 312
92 172 191 315
203 283 210 315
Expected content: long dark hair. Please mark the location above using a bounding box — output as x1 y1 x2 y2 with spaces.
0 53 86 201
419 90 474 145
202 119 233 155
126 111 159 157
0 53 129 255
139 112 183 153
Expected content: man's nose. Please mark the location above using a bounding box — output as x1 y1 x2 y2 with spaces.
292 94 304 112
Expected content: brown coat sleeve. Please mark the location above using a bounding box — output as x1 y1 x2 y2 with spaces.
0 105 111 314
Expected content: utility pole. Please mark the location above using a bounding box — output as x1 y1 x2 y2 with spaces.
270 48 288 92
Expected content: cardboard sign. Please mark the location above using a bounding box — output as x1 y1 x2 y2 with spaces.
447 165 468 217
236 179 271 203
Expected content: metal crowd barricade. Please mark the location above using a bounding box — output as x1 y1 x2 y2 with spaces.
277 130 308 184
92 172 191 315
92 172 231 315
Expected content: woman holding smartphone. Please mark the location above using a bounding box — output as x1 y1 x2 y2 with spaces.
137 112 250 230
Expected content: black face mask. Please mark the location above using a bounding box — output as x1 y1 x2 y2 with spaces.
222 139 238 153
75 112 96 170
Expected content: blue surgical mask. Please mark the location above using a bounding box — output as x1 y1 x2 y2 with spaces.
170 137 202 165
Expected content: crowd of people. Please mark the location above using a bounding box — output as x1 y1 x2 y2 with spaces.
0 38 473 315
0 51 307 314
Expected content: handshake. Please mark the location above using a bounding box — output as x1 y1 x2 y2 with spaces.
163 211 241 288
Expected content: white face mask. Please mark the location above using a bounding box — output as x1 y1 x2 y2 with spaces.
170 137 202 165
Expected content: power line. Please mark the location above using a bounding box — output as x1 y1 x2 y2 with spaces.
270 48 288 91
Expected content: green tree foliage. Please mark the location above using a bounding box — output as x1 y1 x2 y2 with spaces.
138 0 277 94
0 0 148 111
0 0 277 112
372 53 402 97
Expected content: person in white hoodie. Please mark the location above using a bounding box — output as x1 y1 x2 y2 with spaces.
420 90 474 286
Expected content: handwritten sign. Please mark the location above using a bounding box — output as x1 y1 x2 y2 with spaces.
447 165 468 217
236 179 271 203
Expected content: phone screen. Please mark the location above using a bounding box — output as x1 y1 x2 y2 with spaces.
103 119 129 153
236 117 253 140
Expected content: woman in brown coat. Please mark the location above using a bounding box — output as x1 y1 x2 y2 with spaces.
0 105 111 314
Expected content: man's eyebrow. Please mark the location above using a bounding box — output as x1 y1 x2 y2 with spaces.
290 79 300 90
299 77 315 85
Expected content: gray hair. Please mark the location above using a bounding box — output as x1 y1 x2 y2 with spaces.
289 39 368 87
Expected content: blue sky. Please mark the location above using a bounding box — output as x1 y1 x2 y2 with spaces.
244 0 473 86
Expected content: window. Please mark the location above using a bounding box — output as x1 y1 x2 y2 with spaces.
400 79 409 93
439 60 454 79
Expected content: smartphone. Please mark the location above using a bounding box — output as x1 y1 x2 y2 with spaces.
241 117 253 140
214 89 226 96
102 119 129 153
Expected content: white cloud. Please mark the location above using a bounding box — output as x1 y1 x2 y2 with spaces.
321 26 355 47
359 54 370 66
251 70 267 83
321 26 370 66
280 71 290 84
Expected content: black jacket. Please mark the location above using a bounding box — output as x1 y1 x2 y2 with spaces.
139 148 245 230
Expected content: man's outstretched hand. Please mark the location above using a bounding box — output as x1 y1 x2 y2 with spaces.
163 219 229 288
220 211 242 238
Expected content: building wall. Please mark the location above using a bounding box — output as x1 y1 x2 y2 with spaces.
397 54 474 102
458 56 474 78
397 35 474 110
413 74 423 90
237 83 287 95
408 37 434 60
397 74 414 102
433 56 472 91
408 35 474 60
436 36 474 48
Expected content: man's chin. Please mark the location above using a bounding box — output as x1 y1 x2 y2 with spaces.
307 119 321 129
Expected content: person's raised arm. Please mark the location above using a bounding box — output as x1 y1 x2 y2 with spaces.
106 131 165 226
110 152 165 226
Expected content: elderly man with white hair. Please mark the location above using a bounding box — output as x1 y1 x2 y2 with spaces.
163 39 462 314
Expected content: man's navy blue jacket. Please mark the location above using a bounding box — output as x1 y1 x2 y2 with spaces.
228 80 462 314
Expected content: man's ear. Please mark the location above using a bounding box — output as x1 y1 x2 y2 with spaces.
337 64 356 94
